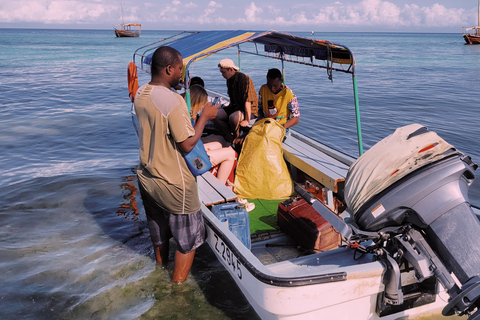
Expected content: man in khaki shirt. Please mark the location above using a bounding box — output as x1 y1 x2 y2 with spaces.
135 46 218 282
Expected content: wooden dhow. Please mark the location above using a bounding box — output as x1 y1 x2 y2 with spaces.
463 0 480 44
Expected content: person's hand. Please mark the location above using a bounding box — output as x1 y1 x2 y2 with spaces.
239 120 250 128
201 102 219 120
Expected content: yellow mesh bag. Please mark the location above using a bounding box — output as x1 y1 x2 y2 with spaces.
233 119 294 199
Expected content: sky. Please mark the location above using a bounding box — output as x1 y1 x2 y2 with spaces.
0 0 478 32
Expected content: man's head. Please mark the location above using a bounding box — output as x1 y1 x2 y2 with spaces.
218 59 238 80
266 68 283 94
189 76 205 87
151 46 183 88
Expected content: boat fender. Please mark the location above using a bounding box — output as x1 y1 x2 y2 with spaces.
127 62 138 103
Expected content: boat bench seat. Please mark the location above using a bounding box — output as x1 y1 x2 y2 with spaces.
197 171 237 206
282 131 355 196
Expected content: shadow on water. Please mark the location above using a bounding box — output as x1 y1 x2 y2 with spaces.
77 166 258 319
1 168 462 320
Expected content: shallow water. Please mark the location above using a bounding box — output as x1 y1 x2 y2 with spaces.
0 29 479 319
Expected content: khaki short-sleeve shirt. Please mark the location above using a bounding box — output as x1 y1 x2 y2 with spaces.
135 84 200 214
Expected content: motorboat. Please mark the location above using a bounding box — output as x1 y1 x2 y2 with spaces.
129 30 480 319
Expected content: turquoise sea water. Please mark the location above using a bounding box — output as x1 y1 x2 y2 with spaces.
1 28 479 319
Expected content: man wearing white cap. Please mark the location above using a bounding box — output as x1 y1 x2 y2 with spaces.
214 58 258 143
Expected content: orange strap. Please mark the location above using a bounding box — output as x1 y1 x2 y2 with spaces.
347 241 361 249
127 62 138 103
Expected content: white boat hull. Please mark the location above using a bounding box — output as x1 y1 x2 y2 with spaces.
203 203 455 319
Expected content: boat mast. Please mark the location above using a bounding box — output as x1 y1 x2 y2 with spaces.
121 2 125 25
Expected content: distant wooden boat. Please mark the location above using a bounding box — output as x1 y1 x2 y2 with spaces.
463 26 480 44
463 0 480 44
113 3 140 38
114 23 141 38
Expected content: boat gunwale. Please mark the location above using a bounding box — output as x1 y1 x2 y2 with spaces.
203 208 349 287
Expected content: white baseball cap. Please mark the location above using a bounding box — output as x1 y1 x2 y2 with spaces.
218 58 239 71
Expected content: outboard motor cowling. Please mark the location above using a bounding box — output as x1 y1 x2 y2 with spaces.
344 124 480 319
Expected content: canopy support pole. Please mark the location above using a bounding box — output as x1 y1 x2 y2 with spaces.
237 46 241 71
185 89 191 115
352 74 363 156
184 69 191 115
281 56 286 84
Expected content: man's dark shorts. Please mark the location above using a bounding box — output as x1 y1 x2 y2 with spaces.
139 183 205 254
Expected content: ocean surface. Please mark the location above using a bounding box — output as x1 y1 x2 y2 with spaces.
1 28 479 319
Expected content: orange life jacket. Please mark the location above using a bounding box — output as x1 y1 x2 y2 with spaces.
127 62 138 103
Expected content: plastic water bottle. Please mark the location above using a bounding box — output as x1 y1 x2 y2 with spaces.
267 100 277 117
268 106 278 117
211 202 251 249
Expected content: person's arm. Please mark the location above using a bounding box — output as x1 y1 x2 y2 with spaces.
178 103 219 152
257 91 264 120
240 102 251 127
239 75 256 127
283 92 299 129
283 116 299 129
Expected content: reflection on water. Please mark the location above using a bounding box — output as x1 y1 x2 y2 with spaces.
116 175 141 221
0 168 258 319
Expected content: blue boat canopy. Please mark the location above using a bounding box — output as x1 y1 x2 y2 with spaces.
133 30 355 79
131 30 363 155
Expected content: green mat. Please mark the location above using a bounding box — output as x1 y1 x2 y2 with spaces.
247 199 285 234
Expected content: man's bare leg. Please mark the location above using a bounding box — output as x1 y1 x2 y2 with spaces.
214 109 234 143
153 243 169 266
229 111 244 139
172 249 196 283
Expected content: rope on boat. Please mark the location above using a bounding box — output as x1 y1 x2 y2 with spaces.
326 42 333 82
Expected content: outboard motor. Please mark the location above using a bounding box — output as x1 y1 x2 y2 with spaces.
344 124 480 319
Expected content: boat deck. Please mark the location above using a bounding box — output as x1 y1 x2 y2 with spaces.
197 171 237 206
251 233 300 265
198 128 356 266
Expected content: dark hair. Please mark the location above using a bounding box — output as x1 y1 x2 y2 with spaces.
266 68 282 80
151 46 182 76
190 76 205 87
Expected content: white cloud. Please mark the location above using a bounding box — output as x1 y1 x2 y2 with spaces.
0 0 474 31
262 0 469 29
185 2 198 9
158 0 182 21
208 1 221 7
244 2 262 23
266 5 281 16
0 0 116 24
361 0 401 24
291 12 309 24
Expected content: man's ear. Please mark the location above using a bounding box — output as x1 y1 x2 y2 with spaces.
165 64 172 75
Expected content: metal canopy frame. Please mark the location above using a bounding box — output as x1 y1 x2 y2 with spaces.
132 30 363 155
